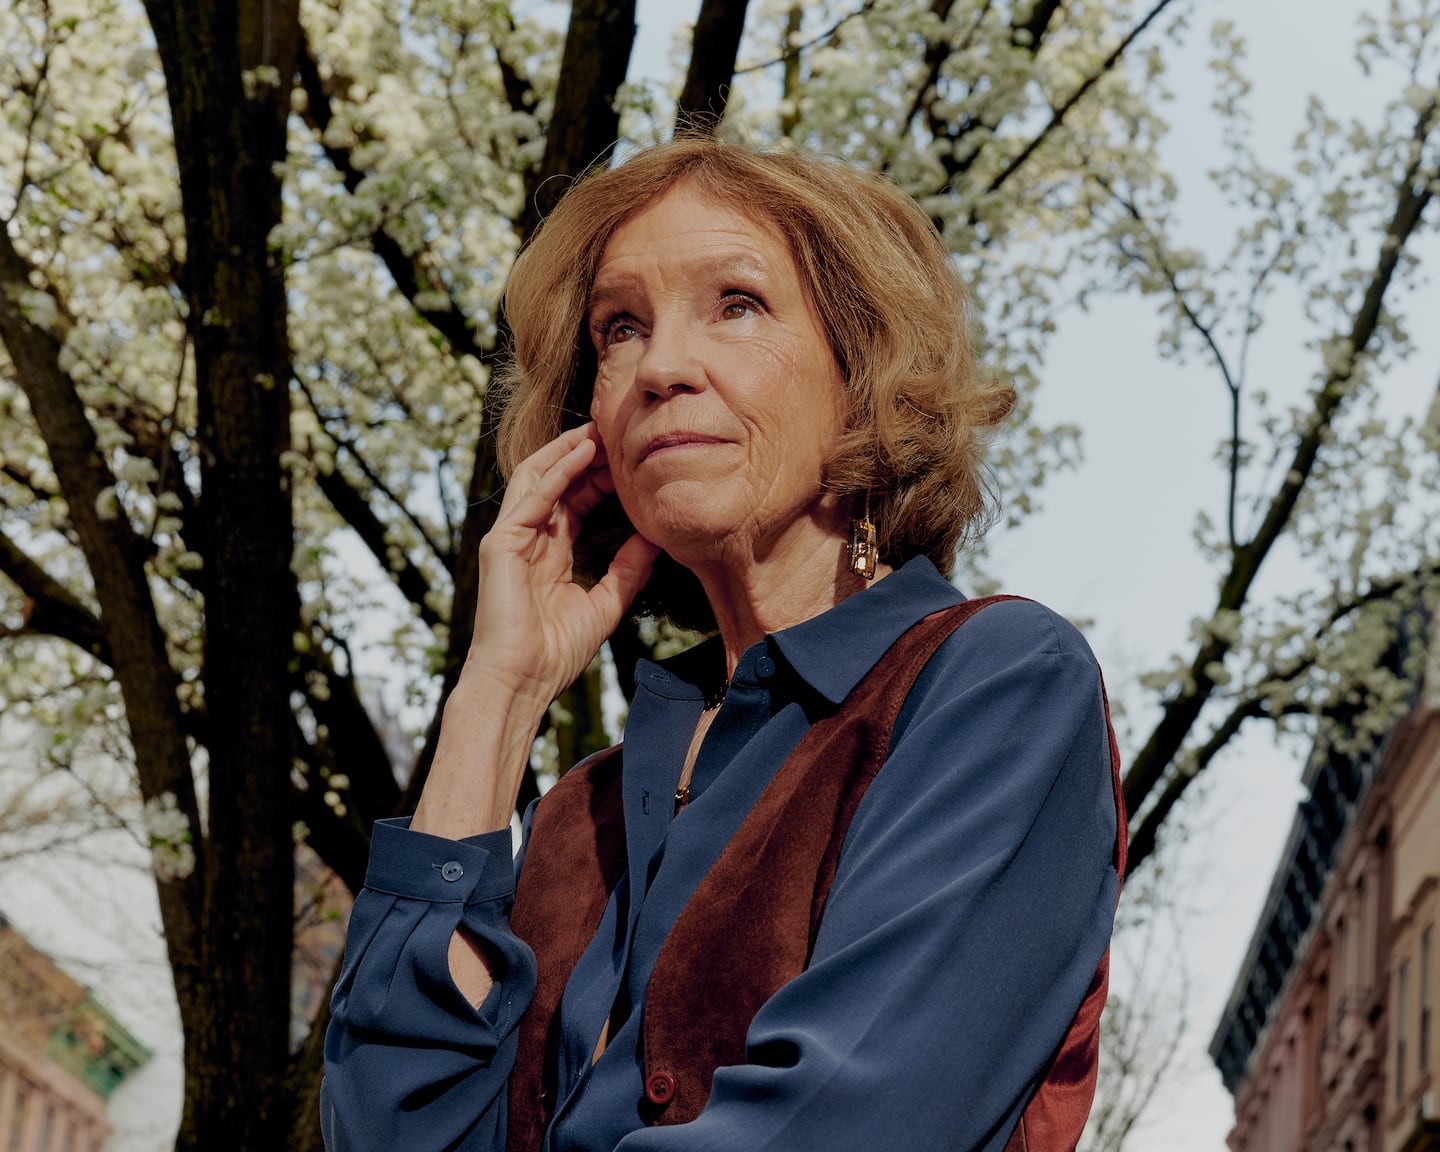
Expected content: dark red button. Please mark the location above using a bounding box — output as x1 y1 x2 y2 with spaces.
645 1071 677 1105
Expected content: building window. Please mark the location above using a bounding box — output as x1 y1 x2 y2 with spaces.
1399 959 1410 1100
1423 926 1434 1074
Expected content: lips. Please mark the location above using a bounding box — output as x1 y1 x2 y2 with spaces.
636 432 728 463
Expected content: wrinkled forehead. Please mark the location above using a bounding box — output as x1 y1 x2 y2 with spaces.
586 178 797 299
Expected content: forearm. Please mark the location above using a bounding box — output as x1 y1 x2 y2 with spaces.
413 671 550 841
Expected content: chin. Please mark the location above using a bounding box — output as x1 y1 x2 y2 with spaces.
626 485 741 552
643 515 739 563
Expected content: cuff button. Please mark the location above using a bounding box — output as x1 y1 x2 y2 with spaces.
440 860 464 882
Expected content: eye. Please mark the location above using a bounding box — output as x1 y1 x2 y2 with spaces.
719 292 762 321
592 312 640 347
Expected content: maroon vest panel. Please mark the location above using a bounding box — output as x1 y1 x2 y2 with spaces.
507 742 626 1152
508 597 1123 1151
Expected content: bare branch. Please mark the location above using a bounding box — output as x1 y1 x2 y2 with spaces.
1101 178 1245 547
0 525 111 662
732 1 874 78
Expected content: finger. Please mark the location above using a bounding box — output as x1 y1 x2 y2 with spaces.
588 533 662 627
510 422 598 485
503 437 598 532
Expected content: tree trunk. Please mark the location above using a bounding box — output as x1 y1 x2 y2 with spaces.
141 2 303 1148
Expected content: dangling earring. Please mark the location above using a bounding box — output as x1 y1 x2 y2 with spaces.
848 492 877 580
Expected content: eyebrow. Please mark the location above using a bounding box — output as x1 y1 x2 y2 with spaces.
587 251 776 315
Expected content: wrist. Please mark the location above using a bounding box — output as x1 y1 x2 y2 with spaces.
413 676 550 840
456 648 560 712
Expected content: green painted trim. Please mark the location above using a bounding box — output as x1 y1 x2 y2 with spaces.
45 992 152 1100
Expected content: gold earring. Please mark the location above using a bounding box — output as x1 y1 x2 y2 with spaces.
848 493 877 580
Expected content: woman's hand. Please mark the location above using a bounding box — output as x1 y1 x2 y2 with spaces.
468 422 659 704
414 423 658 843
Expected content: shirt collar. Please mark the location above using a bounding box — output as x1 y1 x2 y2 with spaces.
634 555 965 707
767 555 965 704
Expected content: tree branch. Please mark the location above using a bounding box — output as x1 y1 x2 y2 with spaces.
984 0 1179 197
299 639 402 835
1126 699 1264 876
1101 179 1244 546
779 4 804 137
0 457 60 502
898 0 964 137
1016 0 1066 49
1126 554 1440 874
894 0 1081 194
517 0 637 242
314 464 445 630
676 0 751 132
0 525 111 662
295 32 493 366
491 9 538 117
732 1 874 77
296 376 452 596
0 220 203 964
1121 87 1439 827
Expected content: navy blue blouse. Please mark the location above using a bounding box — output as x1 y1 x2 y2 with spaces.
321 557 1120 1151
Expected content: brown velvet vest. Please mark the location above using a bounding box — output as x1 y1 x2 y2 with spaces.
506 598 1125 1152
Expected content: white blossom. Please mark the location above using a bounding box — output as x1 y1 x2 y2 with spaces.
144 791 196 882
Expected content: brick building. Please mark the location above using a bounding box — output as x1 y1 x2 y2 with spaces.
0 912 148 1152
1211 695 1440 1152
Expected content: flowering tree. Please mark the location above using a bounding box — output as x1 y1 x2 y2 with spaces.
2 0 1438 1148
1107 7 1440 870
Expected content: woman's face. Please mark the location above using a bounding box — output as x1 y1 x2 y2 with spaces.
586 184 848 569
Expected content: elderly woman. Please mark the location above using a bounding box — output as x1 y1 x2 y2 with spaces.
322 140 1123 1152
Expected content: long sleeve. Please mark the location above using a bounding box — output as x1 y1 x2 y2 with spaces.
615 600 1120 1152
320 818 536 1152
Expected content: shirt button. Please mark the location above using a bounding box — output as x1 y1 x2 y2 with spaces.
645 1070 677 1105
755 655 776 679
440 860 464 882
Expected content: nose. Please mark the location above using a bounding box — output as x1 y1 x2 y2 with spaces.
633 319 706 400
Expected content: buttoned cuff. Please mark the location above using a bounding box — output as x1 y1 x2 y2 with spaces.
362 816 515 905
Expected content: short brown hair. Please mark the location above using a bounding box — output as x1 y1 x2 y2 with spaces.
497 138 1015 627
